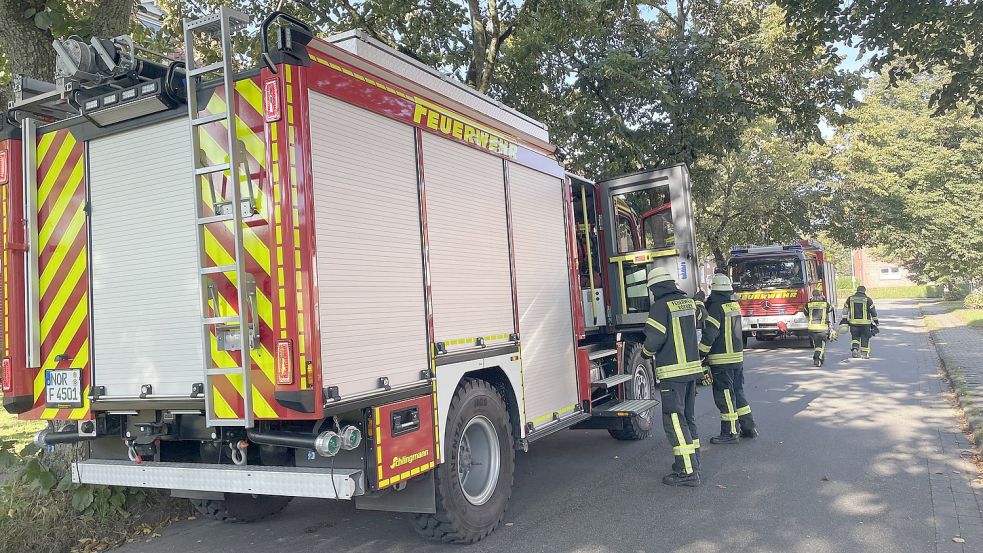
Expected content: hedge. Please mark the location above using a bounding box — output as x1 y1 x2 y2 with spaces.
835 285 944 299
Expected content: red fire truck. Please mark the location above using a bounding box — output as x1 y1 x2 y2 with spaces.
727 240 837 346
0 8 699 543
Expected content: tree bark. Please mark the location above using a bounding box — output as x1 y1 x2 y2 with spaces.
90 0 136 39
0 0 57 106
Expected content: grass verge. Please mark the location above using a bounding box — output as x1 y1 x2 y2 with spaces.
0 420 190 553
921 305 983 452
0 409 46 448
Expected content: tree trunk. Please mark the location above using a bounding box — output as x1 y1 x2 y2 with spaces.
713 246 726 269
90 0 136 39
0 0 57 107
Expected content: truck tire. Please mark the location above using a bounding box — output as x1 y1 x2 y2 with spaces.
413 378 514 544
608 342 656 441
189 494 291 523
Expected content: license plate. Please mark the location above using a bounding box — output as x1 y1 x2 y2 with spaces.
45 369 83 408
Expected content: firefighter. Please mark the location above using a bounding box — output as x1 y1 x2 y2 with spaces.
642 267 704 487
839 285 879 359
807 289 835 367
698 274 757 443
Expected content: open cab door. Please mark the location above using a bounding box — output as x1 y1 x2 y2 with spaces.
599 164 699 329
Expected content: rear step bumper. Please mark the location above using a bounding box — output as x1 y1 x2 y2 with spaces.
72 459 364 499
591 398 660 417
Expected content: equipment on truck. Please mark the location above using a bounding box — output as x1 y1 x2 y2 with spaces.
0 7 699 543
727 240 837 347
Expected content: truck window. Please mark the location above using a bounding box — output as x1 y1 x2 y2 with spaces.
729 256 806 291
613 185 673 253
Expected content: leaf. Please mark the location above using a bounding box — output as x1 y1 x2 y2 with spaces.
56 472 75 492
71 486 95 512
33 11 52 30
23 8 37 18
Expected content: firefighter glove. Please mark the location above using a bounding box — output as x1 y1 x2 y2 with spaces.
829 330 838 341
871 325 879 336
701 369 713 386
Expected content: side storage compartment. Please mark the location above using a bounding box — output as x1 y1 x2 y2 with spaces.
507 163 578 428
308 92 429 399
370 394 437 490
421 134 514 352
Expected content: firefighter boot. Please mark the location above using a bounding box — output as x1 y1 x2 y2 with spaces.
851 348 860 359
709 421 739 444
813 351 821 367
662 471 702 487
739 416 758 439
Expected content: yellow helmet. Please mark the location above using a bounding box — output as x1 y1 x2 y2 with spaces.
710 274 733 292
647 267 674 287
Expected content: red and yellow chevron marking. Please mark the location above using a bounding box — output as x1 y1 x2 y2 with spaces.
30 129 90 420
197 77 318 420
2 183 9 358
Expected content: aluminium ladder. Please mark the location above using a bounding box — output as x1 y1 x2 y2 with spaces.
183 7 255 427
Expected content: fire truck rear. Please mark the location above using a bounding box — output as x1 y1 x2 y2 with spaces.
727 240 838 345
0 8 699 542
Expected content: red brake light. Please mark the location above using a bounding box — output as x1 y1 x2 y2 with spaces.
263 79 281 122
275 340 293 385
1 358 12 392
0 149 8 184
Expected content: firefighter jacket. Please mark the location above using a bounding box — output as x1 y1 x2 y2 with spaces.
642 281 703 381
807 299 834 332
697 290 744 367
841 292 878 326
694 298 708 330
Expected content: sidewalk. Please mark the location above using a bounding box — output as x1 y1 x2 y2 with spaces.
921 301 983 452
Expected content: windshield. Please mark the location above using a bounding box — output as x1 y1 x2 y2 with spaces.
729 256 805 291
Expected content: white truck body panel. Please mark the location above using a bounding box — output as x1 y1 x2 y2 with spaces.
88 118 203 397
507 163 579 426
309 92 430 397
421 133 515 351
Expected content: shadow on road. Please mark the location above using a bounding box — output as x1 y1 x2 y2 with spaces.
114 300 980 553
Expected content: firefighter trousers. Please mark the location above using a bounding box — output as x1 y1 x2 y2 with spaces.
810 330 828 365
710 364 740 436
732 363 755 435
660 378 700 475
850 324 872 355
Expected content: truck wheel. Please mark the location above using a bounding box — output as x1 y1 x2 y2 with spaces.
608 342 655 441
413 378 514 544
189 494 291 523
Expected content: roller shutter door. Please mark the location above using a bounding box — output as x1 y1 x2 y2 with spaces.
309 92 429 398
89 118 202 397
422 133 514 351
508 163 578 425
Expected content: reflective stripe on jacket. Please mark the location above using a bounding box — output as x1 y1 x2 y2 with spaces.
642 283 703 380
807 300 832 331
843 293 878 325
698 292 744 367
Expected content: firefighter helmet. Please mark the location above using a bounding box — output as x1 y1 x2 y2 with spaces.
647 267 674 287
710 274 733 292
812 289 824 299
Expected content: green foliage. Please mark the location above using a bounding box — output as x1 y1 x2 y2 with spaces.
832 73 983 284
777 0 983 116
0 437 184 553
964 290 983 310
835 285 943 300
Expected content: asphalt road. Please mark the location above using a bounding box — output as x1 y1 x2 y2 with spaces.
116 300 981 553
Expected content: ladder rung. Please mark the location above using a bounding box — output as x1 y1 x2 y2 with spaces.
208 367 246 376
203 316 239 325
195 162 231 175
201 265 237 275
197 214 234 225
191 113 227 126
188 61 226 78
